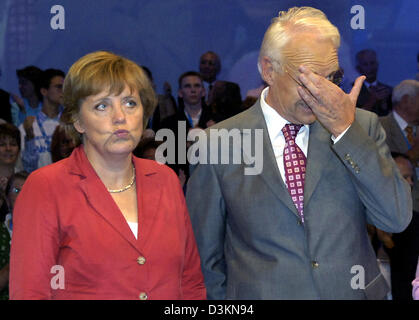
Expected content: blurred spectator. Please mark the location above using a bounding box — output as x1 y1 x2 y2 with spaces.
13 66 43 126
50 124 77 163
133 137 162 160
19 69 65 172
385 152 419 300
208 80 242 123
134 137 187 190
0 123 21 202
160 71 212 180
0 171 29 300
199 51 221 102
141 66 176 132
355 49 392 116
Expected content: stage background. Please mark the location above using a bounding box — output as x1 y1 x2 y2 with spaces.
0 0 418 97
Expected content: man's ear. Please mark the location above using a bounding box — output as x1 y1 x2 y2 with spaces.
40 87 48 97
261 56 275 86
178 89 183 99
73 118 85 134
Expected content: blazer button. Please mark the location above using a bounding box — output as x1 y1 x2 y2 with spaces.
311 261 319 268
137 256 146 265
344 153 351 161
139 292 148 300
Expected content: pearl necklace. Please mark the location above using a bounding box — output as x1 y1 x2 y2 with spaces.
107 167 136 193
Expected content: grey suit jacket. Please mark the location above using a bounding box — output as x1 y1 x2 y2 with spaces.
379 113 419 212
186 101 412 300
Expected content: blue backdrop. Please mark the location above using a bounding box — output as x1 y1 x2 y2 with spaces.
0 0 418 97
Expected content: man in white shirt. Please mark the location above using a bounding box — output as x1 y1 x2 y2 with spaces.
19 69 65 172
186 6 412 300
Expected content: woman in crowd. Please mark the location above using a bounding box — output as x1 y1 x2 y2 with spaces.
0 123 21 194
50 124 77 162
0 171 29 300
10 51 206 300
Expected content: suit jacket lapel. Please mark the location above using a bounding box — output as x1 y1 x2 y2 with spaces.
241 103 300 217
389 114 409 153
304 121 333 208
79 175 141 252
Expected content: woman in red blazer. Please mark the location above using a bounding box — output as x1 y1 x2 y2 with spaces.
9 51 206 300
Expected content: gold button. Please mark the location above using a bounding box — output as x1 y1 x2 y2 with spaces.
297 219 303 225
137 256 146 265
312 261 319 268
139 292 148 300
344 154 351 161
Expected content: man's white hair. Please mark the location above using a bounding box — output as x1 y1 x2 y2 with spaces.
392 80 419 105
257 7 341 75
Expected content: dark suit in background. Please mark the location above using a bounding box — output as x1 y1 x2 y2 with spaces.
380 112 419 300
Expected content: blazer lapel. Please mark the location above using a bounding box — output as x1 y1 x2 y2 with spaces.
79 176 141 252
134 159 162 252
69 146 153 253
303 121 333 208
241 103 300 217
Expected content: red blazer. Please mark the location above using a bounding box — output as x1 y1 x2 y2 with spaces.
10 146 206 300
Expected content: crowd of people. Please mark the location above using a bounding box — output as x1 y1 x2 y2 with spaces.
0 6 418 300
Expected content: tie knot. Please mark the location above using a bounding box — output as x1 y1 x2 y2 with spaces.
282 124 303 142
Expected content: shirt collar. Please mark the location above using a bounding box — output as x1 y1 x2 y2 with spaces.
260 86 309 139
392 110 409 131
364 80 378 89
37 105 64 122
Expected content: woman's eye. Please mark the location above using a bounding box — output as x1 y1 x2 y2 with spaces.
126 100 137 107
95 104 106 111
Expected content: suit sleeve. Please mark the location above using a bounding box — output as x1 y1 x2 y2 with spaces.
9 171 60 300
177 177 207 300
186 162 227 300
332 111 412 233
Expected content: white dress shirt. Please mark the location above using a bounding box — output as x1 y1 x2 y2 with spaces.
260 87 310 183
260 86 349 183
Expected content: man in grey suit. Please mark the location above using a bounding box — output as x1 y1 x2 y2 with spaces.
379 80 419 300
186 7 412 299
379 80 419 211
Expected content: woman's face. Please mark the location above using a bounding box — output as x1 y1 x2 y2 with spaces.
0 136 20 166
74 85 144 160
7 177 26 211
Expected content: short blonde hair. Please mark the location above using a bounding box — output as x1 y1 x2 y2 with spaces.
61 51 157 145
258 7 341 74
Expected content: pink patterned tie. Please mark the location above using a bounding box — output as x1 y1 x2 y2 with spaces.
282 124 306 222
